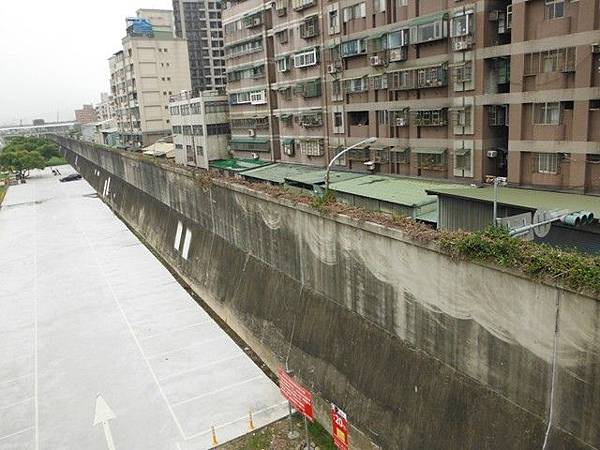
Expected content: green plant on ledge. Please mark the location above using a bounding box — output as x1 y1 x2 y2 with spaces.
310 189 336 211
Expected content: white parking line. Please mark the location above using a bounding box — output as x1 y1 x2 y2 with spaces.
139 320 214 341
0 373 33 386
0 426 34 442
75 217 188 441
145 336 226 360
172 375 264 407
0 397 34 412
184 401 288 441
158 354 246 382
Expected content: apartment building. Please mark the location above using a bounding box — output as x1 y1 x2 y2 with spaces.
74 104 97 124
223 0 600 192
170 90 231 168
109 9 192 147
173 0 227 93
95 93 115 122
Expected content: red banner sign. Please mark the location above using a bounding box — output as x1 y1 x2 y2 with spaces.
278 369 314 421
331 404 349 450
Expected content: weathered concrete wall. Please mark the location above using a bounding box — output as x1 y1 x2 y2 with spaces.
55 137 600 450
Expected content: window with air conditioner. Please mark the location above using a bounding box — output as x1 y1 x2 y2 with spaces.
250 90 267 105
293 48 319 68
534 102 560 125
538 153 560 174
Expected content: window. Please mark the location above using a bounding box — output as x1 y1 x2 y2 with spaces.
182 125 192 135
545 0 564 19
412 109 447 126
534 102 560 125
300 15 319 38
374 0 386 13
387 29 409 49
341 39 367 57
205 102 228 114
392 109 409 126
229 91 251 104
276 57 290 72
348 111 369 126
488 105 508 126
452 107 472 128
345 77 368 93
377 110 388 125
334 112 343 127
389 70 415 90
293 48 318 68
170 106 180 115
354 2 366 18
192 125 203 135
453 62 472 83
250 90 267 105
417 152 446 168
416 65 447 88
276 29 289 44
590 99 600 110
450 11 473 37
455 150 472 171
206 123 231 135
180 104 190 115
225 38 262 57
538 153 560 174
298 139 323 156
186 145 195 164
410 18 447 44
299 113 323 127
373 75 388 90
328 9 340 34
172 125 182 134
292 0 316 11
390 149 410 164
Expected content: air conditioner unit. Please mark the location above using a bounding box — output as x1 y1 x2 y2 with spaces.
276 6 287 16
327 64 338 74
488 10 500 21
248 129 256 137
389 49 406 62
453 40 468 51
251 152 259 160
369 55 383 66
396 117 407 127
487 150 498 158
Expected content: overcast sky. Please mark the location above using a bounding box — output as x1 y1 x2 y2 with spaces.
0 0 173 126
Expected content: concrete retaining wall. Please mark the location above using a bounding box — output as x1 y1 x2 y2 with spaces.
55 137 600 450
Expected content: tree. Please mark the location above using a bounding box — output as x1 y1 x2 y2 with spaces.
0 149 46 179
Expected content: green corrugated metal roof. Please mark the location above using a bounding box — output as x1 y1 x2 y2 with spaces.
209 158 270 172
416 209 438 223
330 175 467 207
285 170 364 186
242 163 322 184
426 186 600 217
411 12 447 26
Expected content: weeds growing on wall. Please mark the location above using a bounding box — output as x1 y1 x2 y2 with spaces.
439 227 600 294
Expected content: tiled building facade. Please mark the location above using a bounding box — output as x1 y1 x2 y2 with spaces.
222 0 600 192
173 0 228 93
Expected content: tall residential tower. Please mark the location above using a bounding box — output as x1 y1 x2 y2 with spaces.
173 0 227 93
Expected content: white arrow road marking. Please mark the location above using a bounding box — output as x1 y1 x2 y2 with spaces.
94 394 117 450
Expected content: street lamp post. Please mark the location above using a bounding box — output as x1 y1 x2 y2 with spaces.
325 137 377 192
492 176 507 226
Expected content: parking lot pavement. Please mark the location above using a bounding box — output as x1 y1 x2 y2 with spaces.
0 167 287 449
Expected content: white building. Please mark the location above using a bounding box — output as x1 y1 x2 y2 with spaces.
95 93 115 122
109 9 192 147
169 90 230 169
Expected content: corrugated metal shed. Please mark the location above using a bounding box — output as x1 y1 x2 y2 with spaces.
330 175 467 220
209 158 269 173
241 163 322 184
